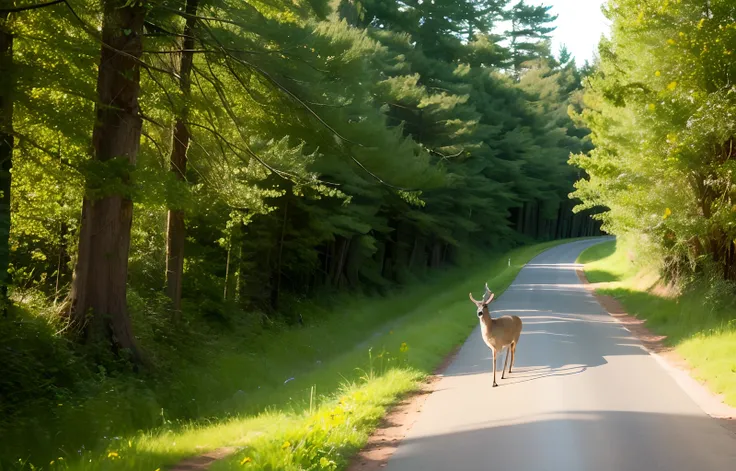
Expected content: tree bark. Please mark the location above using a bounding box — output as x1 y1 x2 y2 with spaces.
271 199 288 309
65 1 146 361
54 222 69 304
334 237 350 288
0 13 13 314
165 0 198 319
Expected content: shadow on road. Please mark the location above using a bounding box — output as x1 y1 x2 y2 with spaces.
385 410 736 471
449 256 648 382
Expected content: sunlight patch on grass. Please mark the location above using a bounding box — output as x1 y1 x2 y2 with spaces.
576 239 635 284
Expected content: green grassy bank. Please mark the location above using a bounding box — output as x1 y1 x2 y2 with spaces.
3 238 586 471
578 239 736 408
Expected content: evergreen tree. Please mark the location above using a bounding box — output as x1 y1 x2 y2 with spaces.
507 0 557 76
0 0 599 359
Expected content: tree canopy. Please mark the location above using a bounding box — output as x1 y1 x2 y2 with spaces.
570 0 736 280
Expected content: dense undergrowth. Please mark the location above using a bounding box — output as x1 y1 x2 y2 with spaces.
578 239 736 408
1 239 581 470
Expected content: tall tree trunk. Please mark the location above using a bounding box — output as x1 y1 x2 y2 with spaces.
408 234 419 270
65 1 146 361
54 222 69 304
165 0 198 319
271 199 288 310
329 236 348 287
0 13 13 315
223 233 232 300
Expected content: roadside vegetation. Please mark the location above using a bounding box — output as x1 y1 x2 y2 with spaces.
9 240 576 470
1 0 606 468
578 239 736 408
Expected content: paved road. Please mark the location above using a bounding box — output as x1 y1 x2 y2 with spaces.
386 238 736 471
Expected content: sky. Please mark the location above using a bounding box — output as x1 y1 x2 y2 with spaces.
527 0 612 64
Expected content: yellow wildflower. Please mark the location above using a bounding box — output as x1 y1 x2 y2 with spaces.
655 71 661 77
667 38 676 45
648 103 656 111
663 208 672 219
240 457 252 465
108 452 119 459
667 81 677 91
282 441 291 450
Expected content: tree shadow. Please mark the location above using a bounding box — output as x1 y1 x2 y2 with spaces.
453 239 648 383
384 410 736 471
442 307 648 381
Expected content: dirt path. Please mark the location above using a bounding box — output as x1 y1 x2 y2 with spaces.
168 447 237 471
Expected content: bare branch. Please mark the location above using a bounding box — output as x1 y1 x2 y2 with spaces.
0 0 64 13
143 48 210 55
139 112 167 129
163 5 423 193
428 147 464 160
140 129 169 170
144 20 195 40
61 0 181 80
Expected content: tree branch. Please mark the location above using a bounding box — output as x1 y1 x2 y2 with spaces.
0 0 64 13
61 0 181 80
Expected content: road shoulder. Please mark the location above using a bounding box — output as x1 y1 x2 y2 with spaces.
345 345 462 471
575 267 736 435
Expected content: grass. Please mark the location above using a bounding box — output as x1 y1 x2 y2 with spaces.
4 238 588 471
578 239 736 408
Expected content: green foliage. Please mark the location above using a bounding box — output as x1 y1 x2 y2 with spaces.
1 238 576 470
1 0 601 467
570 0 736 281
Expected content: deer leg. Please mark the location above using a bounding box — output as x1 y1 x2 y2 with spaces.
501 346 510 379
509 342 516 374
492 349 498 387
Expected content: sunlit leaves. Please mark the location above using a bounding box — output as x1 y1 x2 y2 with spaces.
571 0 736 276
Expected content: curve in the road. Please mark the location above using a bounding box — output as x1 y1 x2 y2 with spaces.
385 238 736 471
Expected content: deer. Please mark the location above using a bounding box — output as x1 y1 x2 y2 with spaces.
469 283 523 387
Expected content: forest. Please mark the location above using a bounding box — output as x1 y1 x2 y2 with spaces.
0 0 610 468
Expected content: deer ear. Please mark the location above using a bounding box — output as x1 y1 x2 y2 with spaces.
483 292 495 305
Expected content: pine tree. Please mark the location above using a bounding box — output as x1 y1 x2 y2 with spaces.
164 0 198 320
507 0 557 76
65 0 148 361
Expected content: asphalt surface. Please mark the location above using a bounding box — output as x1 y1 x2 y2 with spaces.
385 238 736 471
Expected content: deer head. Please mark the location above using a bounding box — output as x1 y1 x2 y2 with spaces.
469 284 495 318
